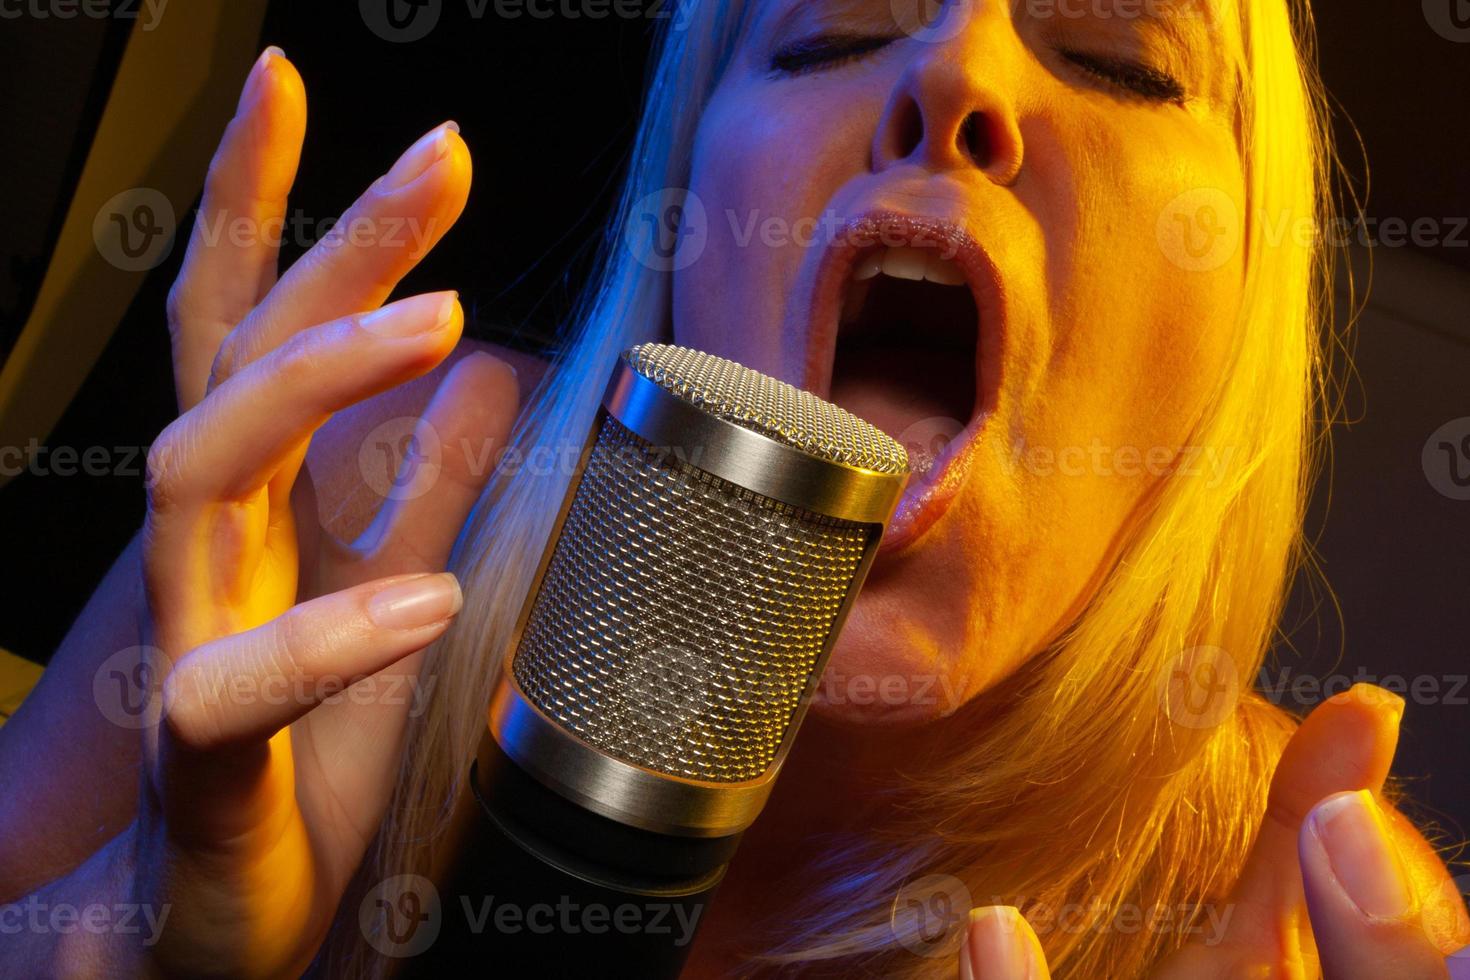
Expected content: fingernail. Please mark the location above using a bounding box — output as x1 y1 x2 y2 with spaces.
964 907 1033 980
237 46 283 114
380 121 459 191
1328 683 1405 725
1310 790 1414 919
368 573 463 630
360 291 459 338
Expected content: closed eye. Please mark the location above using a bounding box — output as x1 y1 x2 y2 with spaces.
1057 48 1187 105
769 34 897 77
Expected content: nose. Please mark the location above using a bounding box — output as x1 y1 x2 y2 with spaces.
871 3 1024 185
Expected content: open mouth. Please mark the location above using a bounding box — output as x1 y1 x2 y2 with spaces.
831 244 980 478
802 211 1004 552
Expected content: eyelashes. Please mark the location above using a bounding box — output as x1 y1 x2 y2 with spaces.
767 33 1188 106
768 33 898 76
1055 48 1187 104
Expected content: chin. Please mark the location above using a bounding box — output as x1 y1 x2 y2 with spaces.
808 579 973 728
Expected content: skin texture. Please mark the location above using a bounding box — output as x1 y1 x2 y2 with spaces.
675 0 1247 724
1 9 1467 975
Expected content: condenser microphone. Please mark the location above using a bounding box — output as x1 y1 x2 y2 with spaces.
427 343 908 977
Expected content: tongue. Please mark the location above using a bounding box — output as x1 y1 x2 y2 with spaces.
829 340 974 476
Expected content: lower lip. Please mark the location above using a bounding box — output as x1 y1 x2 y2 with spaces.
878 411 988 556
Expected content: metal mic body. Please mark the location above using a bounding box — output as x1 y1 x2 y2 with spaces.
429 344 908 977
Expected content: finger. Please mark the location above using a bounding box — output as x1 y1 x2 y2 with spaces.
1299 790 1449 979
143 292 462 646
168 47 307 411
207 121 472 390
356 350 519 567
959 907 1050 980
148 291 462 515
1153 685 1406 979
155 572 462 846
161 572 462 753
1219 685 1404 943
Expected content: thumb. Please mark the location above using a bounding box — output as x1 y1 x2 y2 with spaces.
1156 683 1403 978
1299 789 1450 978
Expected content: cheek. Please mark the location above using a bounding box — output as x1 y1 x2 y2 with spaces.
674 83 876 378
1032 112 1245 457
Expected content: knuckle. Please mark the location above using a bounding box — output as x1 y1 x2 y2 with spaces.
209 334 245 389
275 328 326 387
164 279 193 332
269 610 311 680
160 664 221 751
145 423 189 509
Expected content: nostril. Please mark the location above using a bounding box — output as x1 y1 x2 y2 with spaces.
958 112 991 169
891 97 925 163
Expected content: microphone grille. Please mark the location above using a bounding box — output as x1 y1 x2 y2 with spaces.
506 346 904 787
511 417 869 783
625 343 908 475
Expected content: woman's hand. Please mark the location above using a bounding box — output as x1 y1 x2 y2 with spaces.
957 684 1470 979
113 48 513 977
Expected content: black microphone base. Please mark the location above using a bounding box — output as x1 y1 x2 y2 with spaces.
400 737 739 978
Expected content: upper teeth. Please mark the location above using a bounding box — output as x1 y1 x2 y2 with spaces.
853 246 965 286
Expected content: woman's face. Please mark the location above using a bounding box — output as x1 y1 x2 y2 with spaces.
674 0 1246 724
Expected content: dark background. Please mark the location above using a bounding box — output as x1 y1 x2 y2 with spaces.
1 2 1467 847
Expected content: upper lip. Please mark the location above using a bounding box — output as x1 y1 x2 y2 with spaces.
801 207 1007 445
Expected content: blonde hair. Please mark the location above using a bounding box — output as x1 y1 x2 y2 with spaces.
323 0 1347 975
